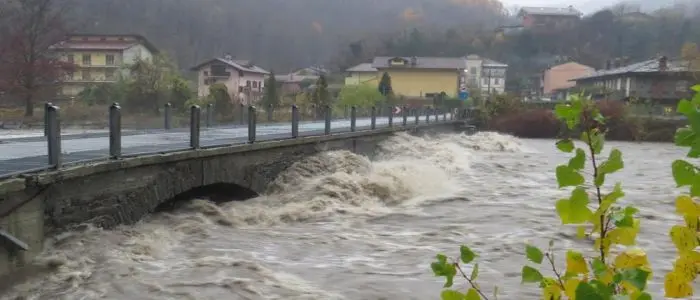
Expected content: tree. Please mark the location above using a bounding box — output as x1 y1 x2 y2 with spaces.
123 54 183 114
337 83 384 108
262 71 280 110
378 72 393 97
208 83 232 117
681 42 700 79
0 0 73 116
311 75 331 107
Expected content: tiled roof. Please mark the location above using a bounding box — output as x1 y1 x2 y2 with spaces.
52 41 139 51
190 57 269 75
275 74 318 83
346 63 377 72
483 59 508 67
372 56 465 70
572 58 694 81
519 6 582 17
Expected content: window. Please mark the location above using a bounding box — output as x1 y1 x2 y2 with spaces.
106 54 115 65
246 80 251 87
495 78 500 85
470 67 477 75
82 54 91 66
252 81 258 88
66 54 74 64
66 71 74 80
482 78 488 85
81 70 91 80
105 69 115 80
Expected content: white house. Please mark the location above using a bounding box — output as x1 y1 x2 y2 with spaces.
190 55 270 104
464 54 508 94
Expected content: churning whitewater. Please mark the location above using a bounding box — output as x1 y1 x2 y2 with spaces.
1 132 693 299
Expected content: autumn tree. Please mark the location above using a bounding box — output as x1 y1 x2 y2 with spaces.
0 0 73 116
311 75 331 107
378 72 393 97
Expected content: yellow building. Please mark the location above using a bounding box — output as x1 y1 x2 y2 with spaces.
371 56 466 98
344 63 378 86
52 34 159 97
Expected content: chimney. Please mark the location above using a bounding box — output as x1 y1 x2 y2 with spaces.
659 56 668 71
613 58 621 68
605 60 612 70
223 53 233 61
410 56 418 66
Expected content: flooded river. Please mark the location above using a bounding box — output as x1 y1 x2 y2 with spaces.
1 132 695 299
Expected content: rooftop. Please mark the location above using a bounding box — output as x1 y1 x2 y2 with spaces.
190 57 269 75
518 6 582 17
572 57 695 81
372 56 465 70
346 63 377 72
52 34 159 53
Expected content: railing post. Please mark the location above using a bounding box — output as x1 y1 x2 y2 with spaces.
248 105 256 143
190 105 201 149
371 106 376 129
46 105 61 169
350 106 357 132
164 103 172 130
425 107 430 124
443 108 447 122
239 103 245 125
109 103 121 159
268 104 273 122
414 109 419 125
291 104 299 138
43 102 52 136
205 103 213 128
402 105 408 126
434 107 439 122
324 105 331 135
388 106 393 127
311 104 317 120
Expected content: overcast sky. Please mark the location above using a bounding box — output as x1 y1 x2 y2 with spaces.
499 0 680 14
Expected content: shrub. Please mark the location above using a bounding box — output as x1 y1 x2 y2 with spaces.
489 108 561 138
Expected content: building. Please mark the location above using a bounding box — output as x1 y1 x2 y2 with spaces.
344 63 378 86
371 56 465 98
517 6 582 30
464 55 508 94
52 34 158 96
274 65 328 95
190 55 269 105
542 62 595 100
571 56 697 107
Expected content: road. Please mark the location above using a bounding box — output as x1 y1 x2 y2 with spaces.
0 115 450 178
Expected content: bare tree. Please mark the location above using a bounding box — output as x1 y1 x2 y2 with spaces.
0 0 72 116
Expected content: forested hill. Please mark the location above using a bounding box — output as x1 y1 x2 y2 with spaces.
66 0 508 72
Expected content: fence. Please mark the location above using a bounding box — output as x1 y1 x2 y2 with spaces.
0 103 475 179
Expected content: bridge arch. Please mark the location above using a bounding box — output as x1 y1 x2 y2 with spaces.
155 182 259 212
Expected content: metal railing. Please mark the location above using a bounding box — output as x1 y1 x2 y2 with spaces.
0 103 475 179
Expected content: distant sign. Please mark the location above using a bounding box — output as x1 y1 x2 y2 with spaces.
459 90 469 100
394 106 402 115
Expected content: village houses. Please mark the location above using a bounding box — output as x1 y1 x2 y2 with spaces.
190 55 270 105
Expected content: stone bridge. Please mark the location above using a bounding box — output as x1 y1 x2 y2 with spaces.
0 120 463 276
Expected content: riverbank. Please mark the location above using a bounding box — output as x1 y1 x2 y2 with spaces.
480 102 684 142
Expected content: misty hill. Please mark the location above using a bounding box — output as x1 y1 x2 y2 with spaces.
67 0 507 72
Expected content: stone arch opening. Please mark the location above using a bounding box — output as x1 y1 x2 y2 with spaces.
155 182 259 212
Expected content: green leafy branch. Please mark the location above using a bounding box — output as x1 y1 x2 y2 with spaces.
431 245 492 300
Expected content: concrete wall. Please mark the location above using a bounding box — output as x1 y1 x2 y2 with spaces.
0 122 457 277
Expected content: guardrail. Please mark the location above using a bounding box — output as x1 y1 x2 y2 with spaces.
0 103 476 180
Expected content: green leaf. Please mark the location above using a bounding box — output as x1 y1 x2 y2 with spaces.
556 165 585 188
525 244 544 264
465 289 480 300
677 99 695 116
591 258 607 277
521 266 543 283
568 148 586 170
620 267 650 291
470 263 479 281
460 245 476 264
555 188 593 224
635 292 652 300
675 127 695 147
672 159 696 187
599 149 623 175
601 183 625 210
556 139 575 152
581 130 605 154
431 254 457 288
574 281 605 300
441 290 465 300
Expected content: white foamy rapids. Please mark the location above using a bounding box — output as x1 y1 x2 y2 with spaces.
1 132 527 300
